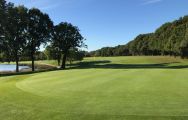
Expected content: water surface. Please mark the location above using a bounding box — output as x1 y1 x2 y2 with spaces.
0 64 29 71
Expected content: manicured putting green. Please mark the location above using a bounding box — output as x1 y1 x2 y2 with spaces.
1 56 188 120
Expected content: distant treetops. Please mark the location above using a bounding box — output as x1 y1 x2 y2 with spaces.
0 0 86 72
90 16 188 58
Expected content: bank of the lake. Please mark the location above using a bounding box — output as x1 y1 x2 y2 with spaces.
0 63 57 75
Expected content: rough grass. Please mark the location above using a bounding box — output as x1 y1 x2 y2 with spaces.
1 56 188 120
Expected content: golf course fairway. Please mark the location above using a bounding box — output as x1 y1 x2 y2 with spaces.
1 56 188 120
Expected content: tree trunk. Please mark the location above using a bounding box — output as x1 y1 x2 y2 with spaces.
32 57 35 71
57 53 61 66
16 55 19 72
69 59 72 68
31 48 35 72
31 53 35 71
31 41 35 72
57 59 60 66
61 52 67 69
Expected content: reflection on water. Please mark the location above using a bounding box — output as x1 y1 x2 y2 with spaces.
0 64 29 71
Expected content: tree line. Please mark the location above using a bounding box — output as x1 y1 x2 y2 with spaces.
89 16 188 58
0 0 85 72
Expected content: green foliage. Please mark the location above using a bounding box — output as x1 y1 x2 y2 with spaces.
5 6 28 72
90 16 188 58
0 0 13 63
0 1 86 72
52 22 85 68
27 8 53 71
67 48 85 63
0 1 53 72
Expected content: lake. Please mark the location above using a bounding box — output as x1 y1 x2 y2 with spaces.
0 64 30 71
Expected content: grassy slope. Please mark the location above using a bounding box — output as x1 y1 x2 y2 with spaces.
1 56 188 120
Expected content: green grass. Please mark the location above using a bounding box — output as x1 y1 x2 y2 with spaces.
22 60 59 66
1 56 188 120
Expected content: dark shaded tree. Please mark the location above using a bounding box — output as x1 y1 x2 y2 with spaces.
5 5 28 72
0 0 12 63
67 48 85 65
53 22 85 69
27 8 53 71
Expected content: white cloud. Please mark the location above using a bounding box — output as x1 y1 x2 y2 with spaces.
142 0 163 5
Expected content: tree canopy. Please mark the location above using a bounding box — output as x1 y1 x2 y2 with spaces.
27 8 53 71
90 16 188 58
0 0 86 72
52 22 85 69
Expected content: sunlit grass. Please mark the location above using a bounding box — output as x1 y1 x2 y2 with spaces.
1 56 188 120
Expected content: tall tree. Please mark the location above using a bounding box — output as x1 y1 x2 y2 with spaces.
27 8 53 71
53 22 85 69
90 15 188 58
0 0 7 40
0 0 8 60
5 6 28 72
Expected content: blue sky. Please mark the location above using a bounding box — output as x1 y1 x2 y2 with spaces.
7 0 188 51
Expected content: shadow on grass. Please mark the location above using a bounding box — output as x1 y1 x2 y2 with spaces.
2 60 188 77
67 60 188 69
0 68 61 77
